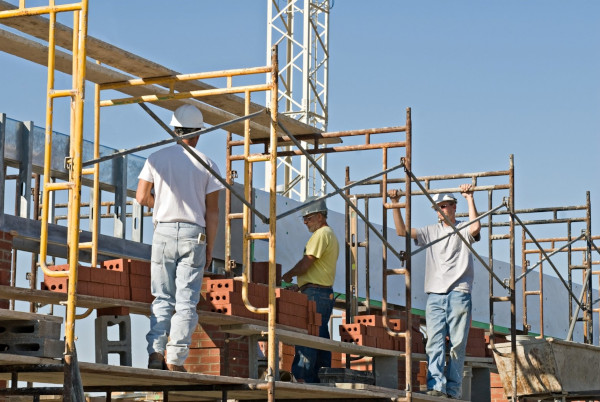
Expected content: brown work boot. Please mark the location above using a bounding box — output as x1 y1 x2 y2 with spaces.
167 363 187 372
148 352 166 370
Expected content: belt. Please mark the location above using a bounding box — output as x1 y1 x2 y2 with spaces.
299 283 332 291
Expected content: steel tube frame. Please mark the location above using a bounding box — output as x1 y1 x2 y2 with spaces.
403 166 508 288
510 211 584 307
82 109 267 167
517 232 586 282
276 120 405 260
275 162 404 221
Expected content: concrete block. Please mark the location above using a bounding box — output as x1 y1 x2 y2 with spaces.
0 337 64 358
95 315 132 366
0 320 61 340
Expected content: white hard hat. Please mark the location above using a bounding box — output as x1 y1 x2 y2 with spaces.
301 197 328 217
431 192 457 207
170 104 205 128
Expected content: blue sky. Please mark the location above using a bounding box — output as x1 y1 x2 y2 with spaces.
1 0 600 364
2 1 598 230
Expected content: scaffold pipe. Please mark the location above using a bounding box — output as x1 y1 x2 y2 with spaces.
404 165 508 289
516 232 586 283
277 121 404 261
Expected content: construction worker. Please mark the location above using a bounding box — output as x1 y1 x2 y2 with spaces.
136 104 224 372
282 197 339 383
388 184 480 399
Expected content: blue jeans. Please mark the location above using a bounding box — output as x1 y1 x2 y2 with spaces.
146 222 206 366
425 291 472 398
291 287 334 383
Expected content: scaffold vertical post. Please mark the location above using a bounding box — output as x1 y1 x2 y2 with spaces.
267 45 279 402
509 154 517 401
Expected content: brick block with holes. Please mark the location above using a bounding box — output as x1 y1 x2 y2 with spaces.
340 313 425 354
41 261 138 301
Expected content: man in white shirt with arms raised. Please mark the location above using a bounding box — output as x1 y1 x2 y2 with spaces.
388 184 480 399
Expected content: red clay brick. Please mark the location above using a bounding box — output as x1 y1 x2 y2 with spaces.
101 258 127 272
128 259 150 275
207 278 241 292
250 261 281 286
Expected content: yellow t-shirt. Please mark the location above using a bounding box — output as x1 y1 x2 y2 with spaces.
298 225 339 288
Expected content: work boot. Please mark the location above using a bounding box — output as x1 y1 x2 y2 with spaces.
148 352 166 370
426 389 447 397
167 363 187 372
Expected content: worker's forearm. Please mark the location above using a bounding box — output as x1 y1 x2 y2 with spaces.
466 196 481 235
392 208 408 237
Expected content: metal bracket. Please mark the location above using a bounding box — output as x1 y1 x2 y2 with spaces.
64 156 73 171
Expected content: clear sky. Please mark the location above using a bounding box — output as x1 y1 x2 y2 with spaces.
1 0 599 365
2 1 598 229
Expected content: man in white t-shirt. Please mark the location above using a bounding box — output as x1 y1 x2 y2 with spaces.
136 104 224 372
388 184 480 399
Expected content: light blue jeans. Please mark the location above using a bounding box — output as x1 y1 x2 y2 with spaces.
291 287 334 383
425 291 472 398
146 222 205 366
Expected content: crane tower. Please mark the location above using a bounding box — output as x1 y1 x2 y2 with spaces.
266 0 331 200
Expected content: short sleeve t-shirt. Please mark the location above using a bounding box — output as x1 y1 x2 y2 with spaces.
298 225 339 288
415 221 478 294
138 144 224 226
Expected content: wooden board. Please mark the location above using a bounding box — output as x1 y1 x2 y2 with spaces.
0 308 62 323
221 323 406 358
0 353 405 400
0 1 342 144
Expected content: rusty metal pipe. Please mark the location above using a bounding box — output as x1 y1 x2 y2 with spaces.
276 120 404 260
275 161 403 221
517 233 586 283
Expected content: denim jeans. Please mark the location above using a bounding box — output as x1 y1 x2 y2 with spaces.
146 222 206 366
425 291 472 398
291 287 334 383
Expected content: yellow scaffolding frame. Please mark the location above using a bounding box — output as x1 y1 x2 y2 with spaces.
94 48 281 401
0 0 90 399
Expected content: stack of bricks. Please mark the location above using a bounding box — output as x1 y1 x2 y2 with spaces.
0 231 13 309
200 278 321 335
465 327 487 357
190 278 324 376
279 343 295 373
490 371 509 402
128 259 152 303
339 313 425 390
340 314 425 353
187 321 250 377
41 258 152 304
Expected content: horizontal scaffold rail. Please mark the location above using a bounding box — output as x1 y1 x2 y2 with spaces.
277 120 405 261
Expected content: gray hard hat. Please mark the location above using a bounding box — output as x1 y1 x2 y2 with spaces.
301 196 328 217
431 192 457 207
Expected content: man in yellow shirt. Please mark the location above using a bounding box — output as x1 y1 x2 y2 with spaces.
282 197 339 383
